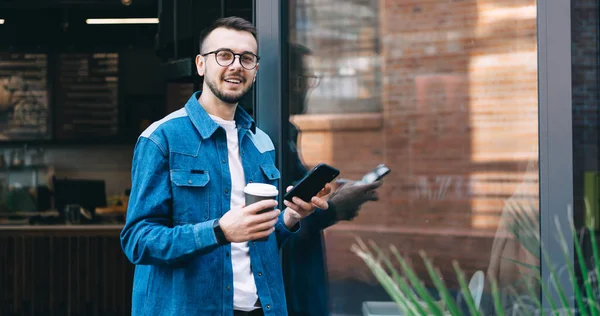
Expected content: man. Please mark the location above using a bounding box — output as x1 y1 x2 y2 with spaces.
120 17 329 316
281 43 384 316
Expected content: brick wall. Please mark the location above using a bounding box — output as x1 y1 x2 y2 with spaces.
293 0 539 290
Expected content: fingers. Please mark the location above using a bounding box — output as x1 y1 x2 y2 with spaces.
286 185 293 193
249 227 276 240
310 196 329 210
284 193 329 213
366 190 380 202
290 196 312 211
335 179 351 185
249 216 279 233
244 199 278 215
317 183 332 197
283 199 302 213
358 180 383 191
354 181 382 202
283 198 315 219
369 180 384 189
367 194 380 202
251 209 281 224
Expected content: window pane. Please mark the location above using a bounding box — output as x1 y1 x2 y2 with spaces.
284 0 540 315
572 0 600 307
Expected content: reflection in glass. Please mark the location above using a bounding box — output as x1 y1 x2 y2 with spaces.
285 0 539 315
572 0 600 309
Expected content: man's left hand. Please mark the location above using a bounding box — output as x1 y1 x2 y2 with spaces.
282 183 331 228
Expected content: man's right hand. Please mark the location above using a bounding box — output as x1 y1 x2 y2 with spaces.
218 200 280 242
330 180 383 221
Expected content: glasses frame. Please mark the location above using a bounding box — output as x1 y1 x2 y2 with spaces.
201 49 260 70
295 74 320 90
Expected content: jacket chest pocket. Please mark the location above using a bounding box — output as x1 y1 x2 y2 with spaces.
170 169 211 222
254 164 281 187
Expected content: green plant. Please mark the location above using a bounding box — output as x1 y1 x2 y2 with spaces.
352 209 600 316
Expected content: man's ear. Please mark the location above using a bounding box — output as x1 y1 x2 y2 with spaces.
195 54 205 76
253 63 259 83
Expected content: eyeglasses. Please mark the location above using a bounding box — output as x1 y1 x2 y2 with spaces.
294 74 320 90
201 49 260 70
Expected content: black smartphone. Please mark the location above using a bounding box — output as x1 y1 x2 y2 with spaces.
358 164 391 184
284 163 340 202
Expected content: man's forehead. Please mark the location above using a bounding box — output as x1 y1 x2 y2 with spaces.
204 27 257 53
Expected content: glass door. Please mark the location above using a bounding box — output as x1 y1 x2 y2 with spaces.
282 0 541 314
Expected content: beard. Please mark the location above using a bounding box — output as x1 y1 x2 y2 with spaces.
205 75 251 104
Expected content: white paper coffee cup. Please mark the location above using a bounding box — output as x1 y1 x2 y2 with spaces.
244 183 279 241
244 183 279 210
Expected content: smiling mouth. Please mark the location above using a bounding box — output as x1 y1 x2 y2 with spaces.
223 77 243 84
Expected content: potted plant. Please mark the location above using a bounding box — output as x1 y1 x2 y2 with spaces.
353 208 600 315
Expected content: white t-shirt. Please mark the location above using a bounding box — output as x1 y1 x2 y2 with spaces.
209 114 258 311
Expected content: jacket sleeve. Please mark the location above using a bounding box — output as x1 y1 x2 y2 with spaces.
120 136 219 266
294 203 338 238
265 147 299 248
275 209 300 248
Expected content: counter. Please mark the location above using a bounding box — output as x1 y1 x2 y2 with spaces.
1 224 133 316
0 224 123 235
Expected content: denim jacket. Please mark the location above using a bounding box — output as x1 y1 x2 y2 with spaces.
120 92 296 316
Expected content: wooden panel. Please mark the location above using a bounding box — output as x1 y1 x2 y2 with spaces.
0 231 134 316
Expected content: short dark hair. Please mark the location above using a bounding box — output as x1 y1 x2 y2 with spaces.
198 17 257 54
289 43 312 75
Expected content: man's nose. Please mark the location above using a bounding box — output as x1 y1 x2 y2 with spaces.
228 56 244 70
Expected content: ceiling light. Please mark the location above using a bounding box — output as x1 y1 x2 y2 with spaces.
85 18 158 25
0 19 4 24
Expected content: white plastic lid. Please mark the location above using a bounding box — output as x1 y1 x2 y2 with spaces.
243 183 279 197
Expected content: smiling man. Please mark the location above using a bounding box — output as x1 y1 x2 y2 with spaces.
120 17 330 316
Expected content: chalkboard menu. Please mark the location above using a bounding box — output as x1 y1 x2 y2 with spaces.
0 53 50 141
55 53 119 140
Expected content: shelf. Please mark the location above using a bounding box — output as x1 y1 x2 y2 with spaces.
0 210 59 217
0 165 48 171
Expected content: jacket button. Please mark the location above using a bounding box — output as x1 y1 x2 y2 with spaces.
221 159 226 164
225 189 229 194
227 285 231 291
258 272 262 277
241 150 245 155
249 180 253 183
188 180 192 184
266 305 271 309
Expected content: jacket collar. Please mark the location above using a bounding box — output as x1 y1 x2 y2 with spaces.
184 91 256 139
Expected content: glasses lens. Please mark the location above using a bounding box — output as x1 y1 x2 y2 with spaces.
307 76 319 88
216 51 234 66
240 53 257 69
297 75 319 89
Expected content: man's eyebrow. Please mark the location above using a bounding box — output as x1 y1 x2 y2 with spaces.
209 47 229 52
213 48 257 55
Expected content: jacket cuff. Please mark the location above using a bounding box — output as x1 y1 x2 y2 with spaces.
193 219 219 250
322 201 339 227
276 209 301 236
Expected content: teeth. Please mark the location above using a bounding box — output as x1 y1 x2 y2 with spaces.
225 79 241 84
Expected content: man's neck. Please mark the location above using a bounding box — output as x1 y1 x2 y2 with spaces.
198 89 237 121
